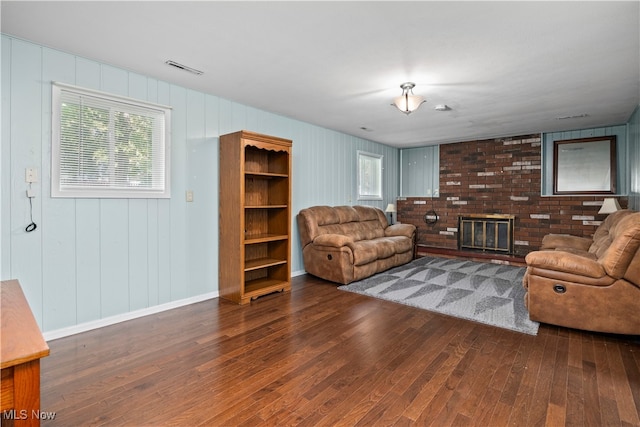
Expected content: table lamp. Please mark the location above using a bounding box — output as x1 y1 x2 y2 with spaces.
385 203 397 224
598 198 621 215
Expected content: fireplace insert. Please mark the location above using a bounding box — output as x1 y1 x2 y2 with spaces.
458 214 515 255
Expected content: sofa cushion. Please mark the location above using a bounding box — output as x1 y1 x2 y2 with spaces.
334 206 360 224
297 206 339 247
598 213 640 279
351 240 380 266
589 209 635 257
351 236 410 266
383 236 414 254
373 238 398 259
353 205 384 222
348 221 385 241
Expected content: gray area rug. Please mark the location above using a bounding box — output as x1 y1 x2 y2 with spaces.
339 255 539 335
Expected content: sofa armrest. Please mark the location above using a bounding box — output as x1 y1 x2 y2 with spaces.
313 233 354 249
540 234 592 251
525 250 605 279
385 224 416 239
553 247 597 259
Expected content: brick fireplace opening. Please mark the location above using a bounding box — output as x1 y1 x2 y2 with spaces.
458 214 515 255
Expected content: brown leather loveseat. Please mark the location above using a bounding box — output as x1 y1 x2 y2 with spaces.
297 205 416 284
523 209 640 334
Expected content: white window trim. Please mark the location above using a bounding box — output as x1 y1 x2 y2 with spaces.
357 150 383 201
51 82 172 198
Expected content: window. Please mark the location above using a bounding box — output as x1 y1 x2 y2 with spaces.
357 150 383 200
51 82 171 198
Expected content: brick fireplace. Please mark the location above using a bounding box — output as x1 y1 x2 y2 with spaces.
397 134 628 257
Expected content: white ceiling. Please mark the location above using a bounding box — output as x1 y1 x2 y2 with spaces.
2 1 639 148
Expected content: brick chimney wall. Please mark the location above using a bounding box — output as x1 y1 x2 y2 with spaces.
397 134 628 257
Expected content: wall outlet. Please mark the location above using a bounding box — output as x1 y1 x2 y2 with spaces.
186 190 194 202
26 167 38 183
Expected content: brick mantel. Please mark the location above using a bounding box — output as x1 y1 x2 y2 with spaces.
397 134 628 257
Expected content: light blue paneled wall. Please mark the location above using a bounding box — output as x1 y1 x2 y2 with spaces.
1 35 399 333
628 106 640 210
541 125 629 195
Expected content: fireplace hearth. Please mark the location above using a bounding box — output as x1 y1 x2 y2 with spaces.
458 214 515 255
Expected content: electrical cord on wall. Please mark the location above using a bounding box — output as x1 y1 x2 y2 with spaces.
25 184 37 232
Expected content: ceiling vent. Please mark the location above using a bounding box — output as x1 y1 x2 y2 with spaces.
556 113 588 120
165 60 203 76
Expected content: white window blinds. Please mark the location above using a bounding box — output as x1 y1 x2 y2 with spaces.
52 82 171 198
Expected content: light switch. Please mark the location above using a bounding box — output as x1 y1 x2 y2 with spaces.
26 168 38 183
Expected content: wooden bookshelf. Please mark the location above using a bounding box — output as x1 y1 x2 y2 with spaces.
219 131 292 304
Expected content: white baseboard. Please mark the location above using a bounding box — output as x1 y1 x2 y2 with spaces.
43 291 219 342
44 273 308 342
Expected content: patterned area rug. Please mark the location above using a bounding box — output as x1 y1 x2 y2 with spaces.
339 255 539 335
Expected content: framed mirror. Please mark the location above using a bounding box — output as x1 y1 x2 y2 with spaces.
553 136 616 195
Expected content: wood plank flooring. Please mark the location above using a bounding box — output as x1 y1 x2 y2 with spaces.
38 275 640 426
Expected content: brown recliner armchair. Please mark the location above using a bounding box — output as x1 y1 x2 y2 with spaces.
523 209 640 334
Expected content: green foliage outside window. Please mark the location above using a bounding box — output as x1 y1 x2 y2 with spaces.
60 102 154 188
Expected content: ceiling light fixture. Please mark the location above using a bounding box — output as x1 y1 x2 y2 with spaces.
392 82 425 115
165 60 203 75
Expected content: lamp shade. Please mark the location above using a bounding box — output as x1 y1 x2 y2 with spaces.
385 203 396 213
598 198 621 214
393 94 425 114
392 82 426 115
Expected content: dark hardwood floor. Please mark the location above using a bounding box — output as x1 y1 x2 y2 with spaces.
39 275 640 426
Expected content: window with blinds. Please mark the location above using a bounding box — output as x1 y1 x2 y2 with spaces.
51 82 171 198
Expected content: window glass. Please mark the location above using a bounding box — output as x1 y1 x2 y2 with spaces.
357 151 383 200
52 82 171 198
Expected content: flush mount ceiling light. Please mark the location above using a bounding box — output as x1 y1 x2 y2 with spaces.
392 82 425 115
165 60 203 75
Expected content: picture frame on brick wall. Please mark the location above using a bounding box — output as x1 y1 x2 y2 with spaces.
553 136 617 195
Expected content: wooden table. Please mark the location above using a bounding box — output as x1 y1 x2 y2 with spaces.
1 280 50 426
